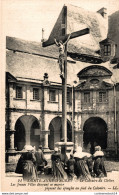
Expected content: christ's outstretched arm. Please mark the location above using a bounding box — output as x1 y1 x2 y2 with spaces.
63 34 71 45
54 38 59 46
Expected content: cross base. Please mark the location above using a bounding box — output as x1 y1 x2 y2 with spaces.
55 142 74 158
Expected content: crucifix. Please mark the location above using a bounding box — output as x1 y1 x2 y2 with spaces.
42 6 90 145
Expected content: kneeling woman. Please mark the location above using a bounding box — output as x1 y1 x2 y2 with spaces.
74 146 91 180
93 146 107 178
15 145 37 180
51 147 67 181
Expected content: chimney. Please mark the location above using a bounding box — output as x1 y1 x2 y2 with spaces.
97 7 107 18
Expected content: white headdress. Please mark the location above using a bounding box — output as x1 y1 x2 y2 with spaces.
24 145 34 151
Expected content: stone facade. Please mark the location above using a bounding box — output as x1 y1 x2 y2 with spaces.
5 7 119 169
6 63 119 163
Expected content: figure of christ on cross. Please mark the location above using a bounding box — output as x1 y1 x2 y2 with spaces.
54 34 71 79
42 26 89 143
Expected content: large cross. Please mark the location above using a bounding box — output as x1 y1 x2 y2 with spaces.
42 6 90 144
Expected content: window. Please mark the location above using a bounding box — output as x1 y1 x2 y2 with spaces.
84 92 90 103
67 92 70 103
49 90 56 102
99 91 107 102
33 88 39 100
104 45 111 56
16 86 22 98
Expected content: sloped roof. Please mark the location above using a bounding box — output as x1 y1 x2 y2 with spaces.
45 4 108 56
6 36 59 59
6 43 119 85
66 4 108 55
6 4 108 59
108 10 119 59
6 5 119 85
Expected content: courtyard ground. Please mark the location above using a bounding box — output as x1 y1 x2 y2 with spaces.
104 160 119 172
4 160 119 193
6 159 119 179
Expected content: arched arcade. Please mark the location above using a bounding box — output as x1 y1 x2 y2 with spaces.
14 115 41 150
83 117 107 153
48 116 72 150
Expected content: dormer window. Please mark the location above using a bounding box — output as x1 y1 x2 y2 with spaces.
104 45 111 56
99 38 116 62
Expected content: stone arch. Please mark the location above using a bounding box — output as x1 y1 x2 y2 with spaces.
14 113 40 130
14 115 40 151
83 117 107 154
14 118 26 151
48 116 72 150
30 119 40 150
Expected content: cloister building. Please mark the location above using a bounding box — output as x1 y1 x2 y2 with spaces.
5 5 119 169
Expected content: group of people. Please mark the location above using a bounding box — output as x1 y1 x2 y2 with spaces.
15 145 47 180
15 144 107 181
51 145 107 181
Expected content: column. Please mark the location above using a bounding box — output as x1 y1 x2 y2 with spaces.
41 77 51 150
7 130 15 152
9 131 15 150
78 130 84 147
9 83 14 108
40 130 50 149
74 129 84 149
25 130 30 145
7 110 16 152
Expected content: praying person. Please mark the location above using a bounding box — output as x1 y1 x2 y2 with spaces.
51 147 67 181
93 146 107 178
15 145 37 180
67 153 76 180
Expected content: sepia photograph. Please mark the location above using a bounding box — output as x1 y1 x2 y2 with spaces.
1 0 119 193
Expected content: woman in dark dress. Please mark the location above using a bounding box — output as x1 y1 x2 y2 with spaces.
86 154 95 177
51 147 67 180
83 146 95 177
74 146 91 180
93 146 107 178
67 153 76 180
15 145 37 180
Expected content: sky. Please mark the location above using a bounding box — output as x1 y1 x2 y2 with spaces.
2 0 119 42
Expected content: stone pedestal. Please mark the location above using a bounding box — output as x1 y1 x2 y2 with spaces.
55 142 74 159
